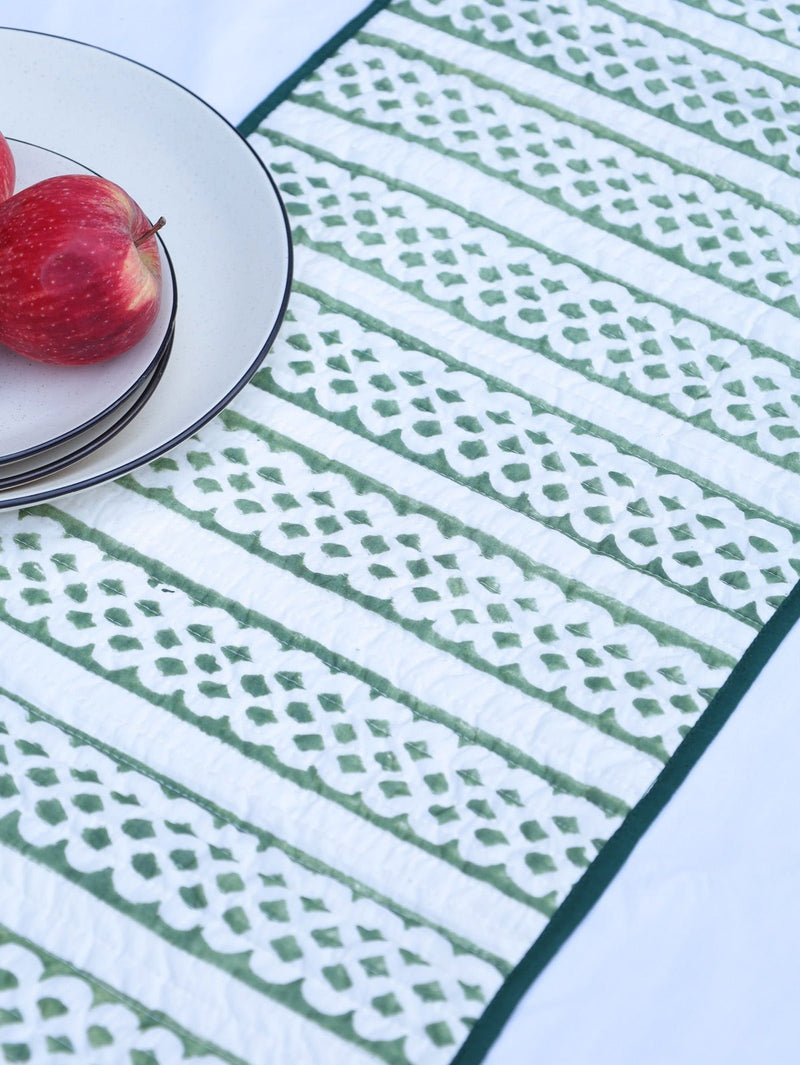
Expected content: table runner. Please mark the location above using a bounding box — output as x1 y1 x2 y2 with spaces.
2 1 800 1062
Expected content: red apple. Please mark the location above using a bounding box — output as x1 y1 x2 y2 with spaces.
0 174 164 365
0 131 15 201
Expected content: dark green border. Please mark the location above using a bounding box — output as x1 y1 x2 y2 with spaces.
452 569 800 1063
238 0 394 138
236 4 800 1063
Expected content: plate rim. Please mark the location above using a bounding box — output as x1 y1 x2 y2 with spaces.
0 25 293 511
0 318 176 493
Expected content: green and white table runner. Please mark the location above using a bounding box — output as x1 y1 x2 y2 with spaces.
2 0 800 1061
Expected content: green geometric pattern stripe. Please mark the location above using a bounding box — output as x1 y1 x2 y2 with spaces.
290 29 800 318
675 0 800 51
259 126 800 475
0 682 510 975
393 0 800 176
136 411 741 669
1 502 631 908
594 0 800 84
264 122 800 359
265 102 800 382
286 279 800 541
23 503 632 818
349 27 800 225
121 460 677 764
261 283 799 630
0 922 244 1065
125 417 737 735
0 686 507 1063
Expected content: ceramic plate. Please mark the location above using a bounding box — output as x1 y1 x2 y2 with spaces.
0 320 174 491
0 140 177 464
0 26 292 510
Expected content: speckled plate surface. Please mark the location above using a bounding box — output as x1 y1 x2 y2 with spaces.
0 140 177 465
0 318 174 491
0 27 291 509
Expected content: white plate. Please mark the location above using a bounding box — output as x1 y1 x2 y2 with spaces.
1 140 177 464
0 320 174 491
0 26 292 510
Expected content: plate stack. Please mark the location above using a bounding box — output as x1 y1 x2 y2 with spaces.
0 27 292 513
0 141 177 499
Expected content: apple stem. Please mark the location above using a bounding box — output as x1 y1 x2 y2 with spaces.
134 216 166 247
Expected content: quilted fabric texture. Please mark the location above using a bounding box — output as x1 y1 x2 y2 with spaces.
2 1 800 1062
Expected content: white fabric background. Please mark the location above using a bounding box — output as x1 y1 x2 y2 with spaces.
1 3 799 1063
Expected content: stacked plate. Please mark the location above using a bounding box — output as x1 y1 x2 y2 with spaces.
0 28 292 511
0 141 178 494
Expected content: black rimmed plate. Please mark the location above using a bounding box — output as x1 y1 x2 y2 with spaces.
1 140 177 465
0 318 175 491
0 26 292 510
